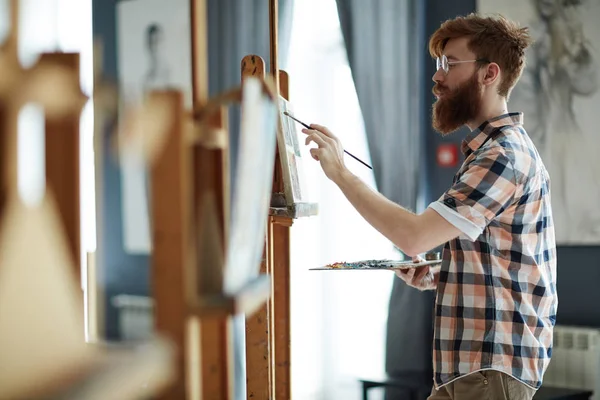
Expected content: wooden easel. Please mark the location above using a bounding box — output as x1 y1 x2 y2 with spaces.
0 0 84 282
149 0 231 395
150 1 274 399
245 1 318 399
0 3 178 399
44 51 84 282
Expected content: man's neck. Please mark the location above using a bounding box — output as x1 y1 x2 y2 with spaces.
466 99 509 131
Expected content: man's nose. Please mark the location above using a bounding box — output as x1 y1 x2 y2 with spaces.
432 68 444 84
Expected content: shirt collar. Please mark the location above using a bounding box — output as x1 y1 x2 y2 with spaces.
461 112 524 155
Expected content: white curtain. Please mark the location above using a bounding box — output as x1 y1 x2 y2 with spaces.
288 1 397 398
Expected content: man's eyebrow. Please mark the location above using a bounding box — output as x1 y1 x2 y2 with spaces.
446 55 459 61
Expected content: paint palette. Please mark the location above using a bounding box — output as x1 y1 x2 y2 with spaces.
309 258 442 271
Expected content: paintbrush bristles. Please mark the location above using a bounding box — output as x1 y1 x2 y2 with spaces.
283 111 311 129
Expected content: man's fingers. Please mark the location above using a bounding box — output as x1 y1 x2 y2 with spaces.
395 269 407 278
302 128 328 139
412 255 426 263
304 131 327 147
395 267 416 279
413 266 431 281
309 148 320 161
310 123 334 138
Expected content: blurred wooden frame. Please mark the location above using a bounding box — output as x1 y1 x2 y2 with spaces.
88 1 303 399
149 2 281 398
189 74 279 150
193 74 279 120
187 74 279 319
0 1 86 284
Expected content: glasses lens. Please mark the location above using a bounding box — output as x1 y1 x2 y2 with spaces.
436 55 448 73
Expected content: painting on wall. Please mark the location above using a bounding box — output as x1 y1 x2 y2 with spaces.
477 0 600 244
116 0 192 254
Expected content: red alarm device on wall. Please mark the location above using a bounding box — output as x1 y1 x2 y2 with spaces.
436 143 458 168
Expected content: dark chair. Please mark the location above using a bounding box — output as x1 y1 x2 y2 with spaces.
359 372 432 400
533 386 593 400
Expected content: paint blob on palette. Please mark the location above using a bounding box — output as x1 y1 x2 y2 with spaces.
310 258 441 271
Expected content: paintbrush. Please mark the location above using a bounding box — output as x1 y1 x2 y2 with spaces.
283 111 373 170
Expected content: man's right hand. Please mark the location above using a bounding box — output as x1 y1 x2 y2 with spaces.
395 256 440 291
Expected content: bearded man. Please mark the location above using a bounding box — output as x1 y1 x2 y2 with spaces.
302 13 557 400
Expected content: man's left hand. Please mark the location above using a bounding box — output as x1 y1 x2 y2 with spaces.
302 124 346 182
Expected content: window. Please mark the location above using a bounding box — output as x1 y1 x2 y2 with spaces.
288 0 396 398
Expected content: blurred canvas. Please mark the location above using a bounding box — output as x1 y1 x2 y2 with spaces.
223 78 278 294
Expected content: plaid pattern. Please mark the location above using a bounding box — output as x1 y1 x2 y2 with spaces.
430 113 557 390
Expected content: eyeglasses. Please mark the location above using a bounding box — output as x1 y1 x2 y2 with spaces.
436 54 490 74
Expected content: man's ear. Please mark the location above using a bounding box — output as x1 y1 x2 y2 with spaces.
482 62 501 86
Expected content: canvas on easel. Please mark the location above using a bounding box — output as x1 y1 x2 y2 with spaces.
277 96 310 205
223 77 278 295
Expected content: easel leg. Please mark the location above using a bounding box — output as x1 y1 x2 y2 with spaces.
246 226 274 399
272 217 292 399
199 318 234 399
151 91 189 400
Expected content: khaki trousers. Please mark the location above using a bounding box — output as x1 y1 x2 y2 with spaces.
427 370 536 400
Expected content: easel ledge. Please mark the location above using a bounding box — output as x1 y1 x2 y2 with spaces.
270 203 319 219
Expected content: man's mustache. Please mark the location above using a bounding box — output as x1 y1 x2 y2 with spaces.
432 84 448 97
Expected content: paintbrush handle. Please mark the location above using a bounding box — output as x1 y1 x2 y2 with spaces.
343 150 373 169
284 112 373 169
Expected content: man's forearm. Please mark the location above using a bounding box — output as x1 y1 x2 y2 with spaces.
334 169 422 256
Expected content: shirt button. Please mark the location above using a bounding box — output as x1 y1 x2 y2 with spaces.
483 379 489 385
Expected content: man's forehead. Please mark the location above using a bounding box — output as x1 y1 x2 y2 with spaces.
443 37 473 59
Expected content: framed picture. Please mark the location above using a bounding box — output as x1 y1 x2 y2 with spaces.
116 0 192 254
223 78 278 294
477 0 600 244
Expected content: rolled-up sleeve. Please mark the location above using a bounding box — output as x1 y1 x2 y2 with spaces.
428 148 518 241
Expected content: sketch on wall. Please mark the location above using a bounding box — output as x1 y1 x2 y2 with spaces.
116 0 192 254
478 0 600 244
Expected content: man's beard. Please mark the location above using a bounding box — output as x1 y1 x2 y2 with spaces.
432 72 482 135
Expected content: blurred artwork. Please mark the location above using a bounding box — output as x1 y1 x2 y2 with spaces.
477 0 600 244
223 78 278 294
116 0 192 254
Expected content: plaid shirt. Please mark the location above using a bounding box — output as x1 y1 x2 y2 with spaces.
428 112 557 390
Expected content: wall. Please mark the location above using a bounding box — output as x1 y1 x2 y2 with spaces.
92 0 150 340
422 0 600 329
